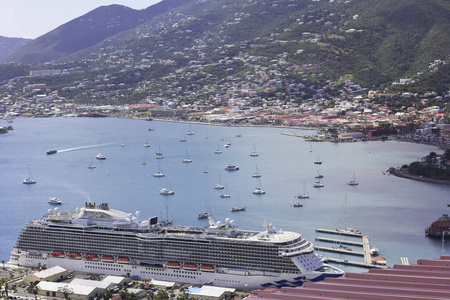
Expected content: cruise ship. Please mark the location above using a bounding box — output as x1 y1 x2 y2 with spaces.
10 203 344 290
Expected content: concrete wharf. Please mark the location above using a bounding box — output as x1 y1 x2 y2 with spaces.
315 228 362 237
315 228 382 268
323 257 386 269
314 246 364 256
315 237 363 246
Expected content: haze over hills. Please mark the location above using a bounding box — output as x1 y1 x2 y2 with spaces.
1 0 450 89
0 36 30 60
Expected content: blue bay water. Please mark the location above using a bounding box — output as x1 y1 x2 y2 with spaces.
1 117 449 272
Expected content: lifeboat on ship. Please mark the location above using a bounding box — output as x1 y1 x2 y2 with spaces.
101 256 115 263
50 251 65 258
83 254 99 261
200 265 215 272
166 262 181 269
117 258 131 264
183 264 197 271
66 252 82 259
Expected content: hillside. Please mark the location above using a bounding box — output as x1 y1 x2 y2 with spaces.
2 0 450 89
2 0 191 64
0 36 30 60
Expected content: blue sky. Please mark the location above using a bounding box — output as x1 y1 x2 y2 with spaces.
0 0 161 39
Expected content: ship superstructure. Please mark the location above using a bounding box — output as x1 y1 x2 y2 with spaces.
10 203 343 289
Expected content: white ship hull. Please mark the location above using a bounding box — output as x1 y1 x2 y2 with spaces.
10 251 341 290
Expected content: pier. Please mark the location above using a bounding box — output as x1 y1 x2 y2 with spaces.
315 228 362 237
315 237 363 246
314 246 364 256
323 257 386 269
315 228 384 269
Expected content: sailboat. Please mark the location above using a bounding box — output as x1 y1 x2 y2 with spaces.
87 158 96 169
250 144 259 157
156 146 164 159
152 162 164 177
220 184 231 198
214 142 222 154
252 165 261 178
198 201 212 219
182 149 192 163
160 176 174 195
297 181 309 199
186 125 195 135
347 171 359 186
235 128 242 137
253 178 265 194
160 204 173 226
214 173 225 189
203 163 209 173
315 169 323 179
231 193 246 211
313 179 324 188
314 155 322 164
336 194 361 235
23 164 36 184
144 136 151 147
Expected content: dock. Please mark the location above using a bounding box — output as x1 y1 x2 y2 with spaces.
315 228 363 237
315 228 385 269
323 257 386 269
314 246 364 256
315 237 363 246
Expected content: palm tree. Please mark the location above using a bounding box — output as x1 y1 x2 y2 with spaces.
57 285 73 300
0 278 10 298
26 283 40 300
1 259 4 270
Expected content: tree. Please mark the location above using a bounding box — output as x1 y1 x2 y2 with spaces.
57 285 73 300
1 260 4 270
26 283 40 300
0 278 10 298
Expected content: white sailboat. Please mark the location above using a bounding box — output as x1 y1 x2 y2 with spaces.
313 179 324 188
250 144 259 157
214 173 225 189
152 162 164 177
314 155 322 164
297 181 309 199
253 178 265 195
198 201 212 219
23 164 36 184
160 176 175 195
347 171 359 186
220 184 231 198
87 158 96 169
336 194 361 234
252 165 261 178
231 193 246 211
214 141 223 154
182 149 192 163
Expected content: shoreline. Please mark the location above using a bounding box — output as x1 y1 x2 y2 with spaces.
392 170 450 185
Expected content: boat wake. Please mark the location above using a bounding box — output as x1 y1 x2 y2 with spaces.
57 142 119 153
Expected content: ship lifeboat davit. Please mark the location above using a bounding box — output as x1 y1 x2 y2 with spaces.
183 264 197 270
67 252 82 259
50 251 65 258
166 262 181 269
117 258 131 264
101 256 115 263
200 265 215 272
83 254 99 261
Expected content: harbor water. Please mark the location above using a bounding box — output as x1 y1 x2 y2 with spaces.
1 117 449 272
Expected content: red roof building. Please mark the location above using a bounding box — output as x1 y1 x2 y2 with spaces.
245 256 450 299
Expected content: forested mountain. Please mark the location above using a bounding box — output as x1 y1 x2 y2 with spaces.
2 0 450 88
